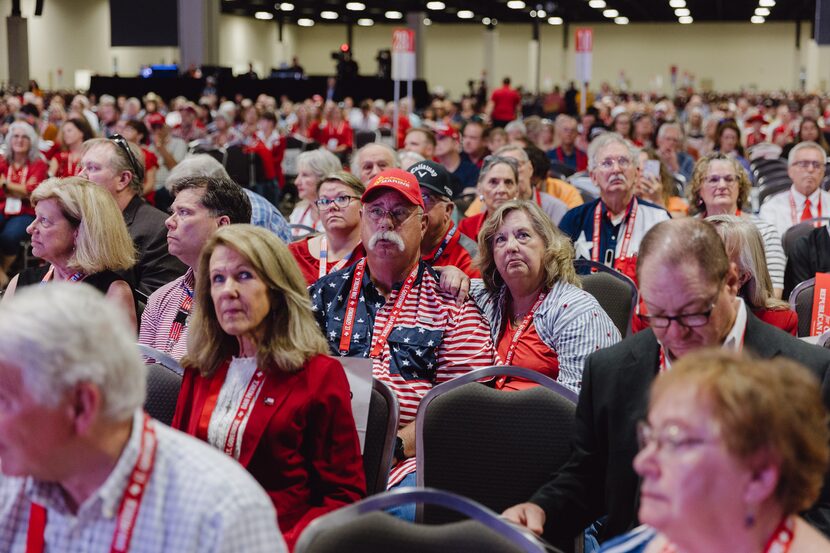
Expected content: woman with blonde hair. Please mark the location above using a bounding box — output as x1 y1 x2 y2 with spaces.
601 349 830 552
707 214 797 334
172 224 365 550
4 176 137 327
470 200 619 393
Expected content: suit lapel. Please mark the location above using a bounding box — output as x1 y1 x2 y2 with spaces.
743 311 783 359
236 369 299 468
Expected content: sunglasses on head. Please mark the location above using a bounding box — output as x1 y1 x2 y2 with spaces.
110 134 145 183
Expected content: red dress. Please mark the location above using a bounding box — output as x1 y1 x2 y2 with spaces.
172 354 366 550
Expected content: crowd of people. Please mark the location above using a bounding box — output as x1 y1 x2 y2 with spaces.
1 77 830 552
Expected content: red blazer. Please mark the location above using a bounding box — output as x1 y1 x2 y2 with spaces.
172 354 366 550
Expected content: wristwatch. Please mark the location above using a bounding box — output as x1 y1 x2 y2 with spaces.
394 436 406 463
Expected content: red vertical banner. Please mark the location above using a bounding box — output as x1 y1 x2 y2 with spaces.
811 272 830 336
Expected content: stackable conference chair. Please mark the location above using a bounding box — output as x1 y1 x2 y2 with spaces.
574 259 639 337
788 277 816 338
137 344 183 426
415 366 577 529
295 487 548 553
363 378 400 496
782 217 830 257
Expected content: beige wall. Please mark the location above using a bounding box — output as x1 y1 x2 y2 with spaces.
2 0 830 97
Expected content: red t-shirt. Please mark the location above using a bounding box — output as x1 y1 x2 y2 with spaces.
491 85 521 122
458 212 486 242
289 238 365 286
496 316 560 390
54 151 83 178
311 120 353 150
0 157 49 216
422 223 479 278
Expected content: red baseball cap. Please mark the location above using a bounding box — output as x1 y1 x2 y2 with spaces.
362 168 425 209
146 112 166 128
435 125 459 141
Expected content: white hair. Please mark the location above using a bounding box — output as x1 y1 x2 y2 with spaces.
0 283 146 421
350 142 399 175
297 148 343 181
6 121 41 161
587 132 640 171
167 153 230 187
788 141 828 166
504 119 527 135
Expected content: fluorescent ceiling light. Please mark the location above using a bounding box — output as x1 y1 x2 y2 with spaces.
674 8 690 16
614 16 629 24
255 11 273 19
603 9 619 17
482 16 492 24
537 9 547 17
457 10 474 18
759 0 775 6
751 15 765 23
346 2 365 10
278 2 294 10
423 17 432 25
357 18 374 25
426 1 445 9
678 15 693 23
320 10 337 19
297 18 314 26
385 10 403 19
755 7 770 16
507 0 526 8
668 0 685 7
588 0 606 8
548 16 563 24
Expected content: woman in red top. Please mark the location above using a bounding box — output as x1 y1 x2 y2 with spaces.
310 102 353 159
120 120 159 202
458 155 519 241
172 225 365 551
49 117 95 178
289 171 365 285
0 121 49 286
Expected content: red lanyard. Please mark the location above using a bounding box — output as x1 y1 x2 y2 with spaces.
426 224 457 264
318 236 357 280
7 163 28 187
534 188 542 207
338 259 419 357
790 191 822 225
222 369 266 458
165 282 194 351
26 414 158 553
502 290 547 366
41 265 85 283
659 515 793 553
592 198 638 266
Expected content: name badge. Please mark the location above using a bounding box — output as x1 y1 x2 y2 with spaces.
4 197 22 215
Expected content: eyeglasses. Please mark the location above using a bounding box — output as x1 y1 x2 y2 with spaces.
596 156 633 170
792 160 824 171
421 193 450 208
364 205 419 226
110 134 145 183
704 174 739 186
636 421 719 454
639 292 719 329
314 195 360 210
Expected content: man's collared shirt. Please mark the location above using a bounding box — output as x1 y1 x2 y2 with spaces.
0 411 286 552
759 185 830 239
138 268 195 363
244 190 292 243
309 260 496 486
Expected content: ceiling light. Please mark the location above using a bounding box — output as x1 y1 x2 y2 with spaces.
602 8 619 17
537 9 547 17
674 8 690 16
507 0 526 8
346 2 365 10
423 17 432 25
755 7 770 16
588 0 606 8
482 16 491 24
426 1 445 9
320 10 337 19
385 10 403 19
678 15 693 23
548 16 563 24
297 18 314 26
759 0 775 6
668 0 685 7
278 2 294 10
357 18 373 25
530 9 537 16
614 16 629 24
255 11 274 19
457 10 474 19
751 15 765 23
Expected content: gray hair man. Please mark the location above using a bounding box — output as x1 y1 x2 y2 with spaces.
0 283 286 552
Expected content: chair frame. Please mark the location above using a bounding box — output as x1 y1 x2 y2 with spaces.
367 378 400 495
573 259 639 337
789 277 816 337
137 343 184 376
294 487 548 553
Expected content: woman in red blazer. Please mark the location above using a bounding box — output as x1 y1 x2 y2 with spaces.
172 224 365 550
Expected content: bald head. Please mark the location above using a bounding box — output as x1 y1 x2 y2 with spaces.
637 218 729 287
353 143 399 184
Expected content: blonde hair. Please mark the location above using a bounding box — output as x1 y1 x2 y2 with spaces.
706 215 788 310
31 177 136 274
651 349 829 516
476 199 579 292
687 152 751 214
184 224 329 376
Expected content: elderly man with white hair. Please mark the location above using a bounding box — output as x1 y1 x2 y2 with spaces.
0 283 286 552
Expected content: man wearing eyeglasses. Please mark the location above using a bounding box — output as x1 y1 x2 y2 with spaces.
759 141 830 239
309 169 495 519
503 217 830 548
408 160 479 277
558 133 670 284
79 138 186 297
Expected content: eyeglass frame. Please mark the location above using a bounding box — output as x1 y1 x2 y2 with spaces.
636 420 721 454
314 195 361 210
362 204 421 227
109 134 145 184
791 160 825 171
639 286 722 329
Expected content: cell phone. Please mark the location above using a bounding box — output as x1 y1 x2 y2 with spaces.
643 160 660 178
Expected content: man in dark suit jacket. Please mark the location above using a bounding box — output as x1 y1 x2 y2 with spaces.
784 225 830 299
80 138 186 297
504 217 830 548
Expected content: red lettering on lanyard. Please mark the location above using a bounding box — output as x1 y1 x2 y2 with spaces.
592 199 638 267
26 414 158 553
223 369 266 458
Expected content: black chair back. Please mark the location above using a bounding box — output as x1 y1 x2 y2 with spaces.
782 218 830 257
363 379 399 495
574 259 638 337
144 363 182 425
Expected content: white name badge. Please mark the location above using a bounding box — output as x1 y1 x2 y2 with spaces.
4 197 22 215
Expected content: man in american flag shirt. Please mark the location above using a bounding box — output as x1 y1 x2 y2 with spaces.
310 169 496 518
